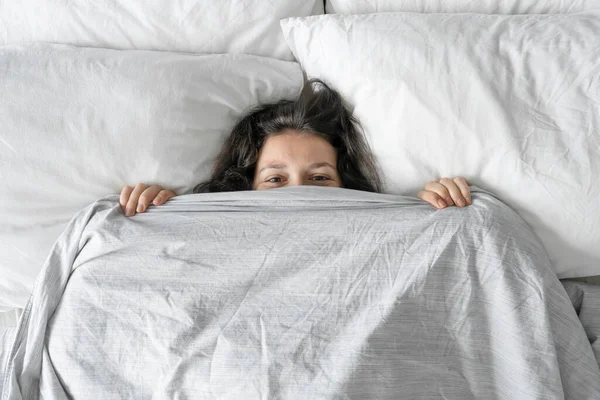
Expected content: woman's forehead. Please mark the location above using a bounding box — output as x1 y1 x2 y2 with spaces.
260 131 336 157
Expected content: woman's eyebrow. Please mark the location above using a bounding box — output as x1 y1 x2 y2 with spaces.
309 162 335 170
259 163 286 173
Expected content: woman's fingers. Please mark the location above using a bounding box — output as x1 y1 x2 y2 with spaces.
125 183 148 217
439 177 467 207
153 189 176 205
424 181 453 206
421 177 471 209
137 185 164 213
418 190 447 209
453 177 472 205
120 184 175 217
120 185 134 214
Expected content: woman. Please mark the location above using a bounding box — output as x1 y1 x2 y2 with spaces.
120 79 471 217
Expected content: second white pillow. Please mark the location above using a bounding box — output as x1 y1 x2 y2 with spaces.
282 12 600 278
326 0 599 14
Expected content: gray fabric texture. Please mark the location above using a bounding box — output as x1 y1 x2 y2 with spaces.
2 186 600 399
560 281 600 369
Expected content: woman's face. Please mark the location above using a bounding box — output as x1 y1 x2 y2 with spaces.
253 130 342 190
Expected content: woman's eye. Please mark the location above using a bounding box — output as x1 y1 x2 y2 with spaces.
267 177 282 183
312 176 329 181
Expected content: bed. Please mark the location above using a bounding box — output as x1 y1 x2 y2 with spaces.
1 0 599 398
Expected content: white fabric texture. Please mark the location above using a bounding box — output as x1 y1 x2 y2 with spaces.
326 0 600 14
0 0 324 60
0 311 20 384
0 310 21 336
0 43 304 310
0 327 16 386
281 12 600 278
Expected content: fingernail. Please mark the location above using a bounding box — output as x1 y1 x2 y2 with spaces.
438 200 447 208
445 197 453 205
137 204 144 213
126 208 134 217
457 199 466 207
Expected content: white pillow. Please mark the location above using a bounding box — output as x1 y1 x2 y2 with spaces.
282 12 600 279
0 0 324 61
326 0 599 14
0 44 304 310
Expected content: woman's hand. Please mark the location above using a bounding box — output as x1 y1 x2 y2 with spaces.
418 177 472 209
120 183 176 217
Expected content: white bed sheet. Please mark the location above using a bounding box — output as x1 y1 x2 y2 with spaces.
0 0 325 60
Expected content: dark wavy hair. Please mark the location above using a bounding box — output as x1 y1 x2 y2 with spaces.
193 79 383 194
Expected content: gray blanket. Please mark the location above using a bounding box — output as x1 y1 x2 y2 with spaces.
561 281 600 369
2 186 600 399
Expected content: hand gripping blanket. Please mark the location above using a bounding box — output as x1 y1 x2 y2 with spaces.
2 186 599 399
